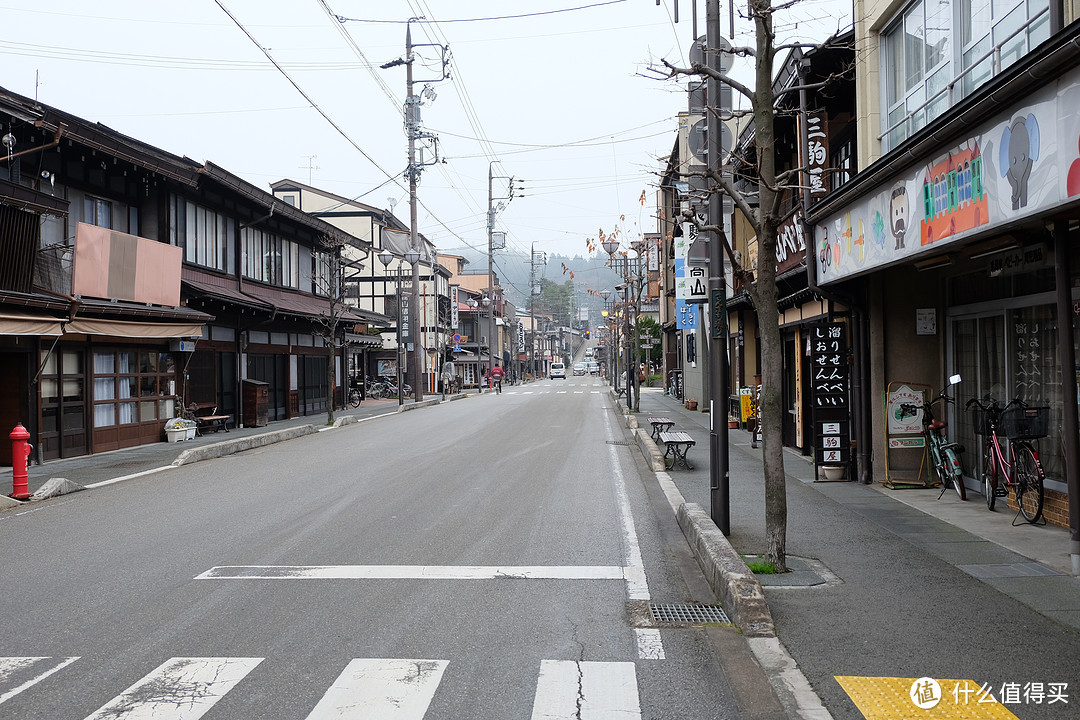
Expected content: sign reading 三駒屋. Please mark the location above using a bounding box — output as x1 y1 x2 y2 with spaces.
811 322 849 466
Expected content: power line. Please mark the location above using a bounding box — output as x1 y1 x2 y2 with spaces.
335 1 628 25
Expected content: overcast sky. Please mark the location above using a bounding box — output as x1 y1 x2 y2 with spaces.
2 1 852 268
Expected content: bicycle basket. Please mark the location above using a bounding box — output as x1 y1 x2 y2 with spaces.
1001 406 1049 440
970 405 994 436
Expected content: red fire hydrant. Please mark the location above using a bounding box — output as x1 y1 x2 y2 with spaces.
9 424 32 500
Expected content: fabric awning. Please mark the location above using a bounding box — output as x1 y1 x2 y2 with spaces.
0 313 65 336
65 318 204 338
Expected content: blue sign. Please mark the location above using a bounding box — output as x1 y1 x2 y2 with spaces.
453 343 462 352
676 299 697 330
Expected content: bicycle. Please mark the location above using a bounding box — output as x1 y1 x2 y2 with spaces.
347 387 363 408
966 397 1047 523
899 374 967 501
366 376 389 400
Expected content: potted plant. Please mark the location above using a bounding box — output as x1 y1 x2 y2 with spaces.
164 417 196 442
727 411 739 429
686 397 698 411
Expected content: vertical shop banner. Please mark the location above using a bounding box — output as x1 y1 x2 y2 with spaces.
399 290 412 345
451 286 459 329
676 222 699 329
811 322 849 465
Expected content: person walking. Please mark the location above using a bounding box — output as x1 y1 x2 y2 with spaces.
490 363 504 394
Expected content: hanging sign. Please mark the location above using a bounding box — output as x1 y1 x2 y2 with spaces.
811 322 849 466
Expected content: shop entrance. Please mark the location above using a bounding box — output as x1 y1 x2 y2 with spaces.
40 347 87 461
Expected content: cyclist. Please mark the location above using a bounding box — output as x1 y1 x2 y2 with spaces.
490 363 504 394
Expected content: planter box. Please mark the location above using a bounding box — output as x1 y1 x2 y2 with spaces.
166 428 187 443
185 427 197 440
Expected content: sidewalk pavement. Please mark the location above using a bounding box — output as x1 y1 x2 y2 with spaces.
624 385 1080 623
619 385 1080 718
0 391 469 504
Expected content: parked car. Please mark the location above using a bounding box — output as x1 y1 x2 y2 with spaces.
573 362 586 376
550 362 566 379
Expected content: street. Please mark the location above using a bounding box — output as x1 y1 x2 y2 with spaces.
0 379 766 719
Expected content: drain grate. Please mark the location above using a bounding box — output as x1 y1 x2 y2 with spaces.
649 602 729 625
606 440 633 446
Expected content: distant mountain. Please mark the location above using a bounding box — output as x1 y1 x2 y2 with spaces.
440 246 623 325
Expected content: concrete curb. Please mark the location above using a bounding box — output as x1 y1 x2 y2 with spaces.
0 494 22 510
615 390 833 720
398 398 441 412
676 502 776 637
634 428 667 472
172 425 319 466
31 477 85 500
747 637 834 720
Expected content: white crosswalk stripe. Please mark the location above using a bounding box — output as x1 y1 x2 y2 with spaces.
2 655 646 718
531 661 641 719
0 656 79 705
304 658 448 719
83 657 263 720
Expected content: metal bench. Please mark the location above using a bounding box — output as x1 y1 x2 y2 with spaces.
196 415 232 434
647 416 675 441
659 431 696 470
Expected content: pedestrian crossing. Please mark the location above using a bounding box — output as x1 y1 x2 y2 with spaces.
0 656 646 719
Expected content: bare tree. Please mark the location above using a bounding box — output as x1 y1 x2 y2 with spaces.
311 235 349 426
654 0 841 572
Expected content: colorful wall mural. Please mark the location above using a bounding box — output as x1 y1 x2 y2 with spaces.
814 75 1075 284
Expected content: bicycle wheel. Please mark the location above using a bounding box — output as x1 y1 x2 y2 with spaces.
1013 443 1045 523
348 389 361 408
982 441 998 511
938 447 967 500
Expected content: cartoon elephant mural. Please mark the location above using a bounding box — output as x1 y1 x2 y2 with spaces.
1000 113 1040 210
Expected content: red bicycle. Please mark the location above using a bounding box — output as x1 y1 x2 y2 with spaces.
966 397 1047 523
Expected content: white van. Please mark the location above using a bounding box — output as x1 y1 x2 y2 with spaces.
550 362 566 379
584 347 594 358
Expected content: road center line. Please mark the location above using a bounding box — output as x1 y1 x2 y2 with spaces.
195 565 628 580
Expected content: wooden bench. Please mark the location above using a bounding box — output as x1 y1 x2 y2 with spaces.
647 416 675 441
659 431 696 470
190 404 231 435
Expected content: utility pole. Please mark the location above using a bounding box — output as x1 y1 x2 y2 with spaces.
405 23 424 402
706 0 730 535
487 164 523 378
382 18 449 401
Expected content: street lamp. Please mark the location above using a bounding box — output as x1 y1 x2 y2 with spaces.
600 288 612 388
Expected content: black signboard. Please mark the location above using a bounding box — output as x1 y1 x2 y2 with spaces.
399 290 412 345
811 322 849 466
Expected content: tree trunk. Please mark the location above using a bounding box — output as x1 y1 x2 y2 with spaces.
325 344 336 426
749 0 788 572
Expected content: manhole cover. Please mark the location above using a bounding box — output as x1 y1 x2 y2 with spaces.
649 602 729 625
606 440 632 446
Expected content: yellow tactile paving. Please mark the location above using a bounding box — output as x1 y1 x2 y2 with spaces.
835 676 1022 719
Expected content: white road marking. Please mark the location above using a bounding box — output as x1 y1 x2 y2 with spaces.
605 414 650 600
530 661 641 719
0 657 79 705
196 565 628 580
634 629 665 660
83 657 262 720
85 467 172 489
304 658 447 719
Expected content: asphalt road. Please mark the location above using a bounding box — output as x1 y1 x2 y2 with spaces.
0 378 770 719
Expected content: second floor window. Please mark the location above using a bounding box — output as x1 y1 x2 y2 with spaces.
83 196 112 229
170 195 234 272
242 227 299 289
881 0 1050 152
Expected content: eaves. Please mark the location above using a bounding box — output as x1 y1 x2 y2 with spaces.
808 21 1080 224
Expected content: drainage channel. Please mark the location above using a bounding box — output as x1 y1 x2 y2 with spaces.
629 600 731 627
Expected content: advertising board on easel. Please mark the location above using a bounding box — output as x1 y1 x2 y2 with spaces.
884 381 934 488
